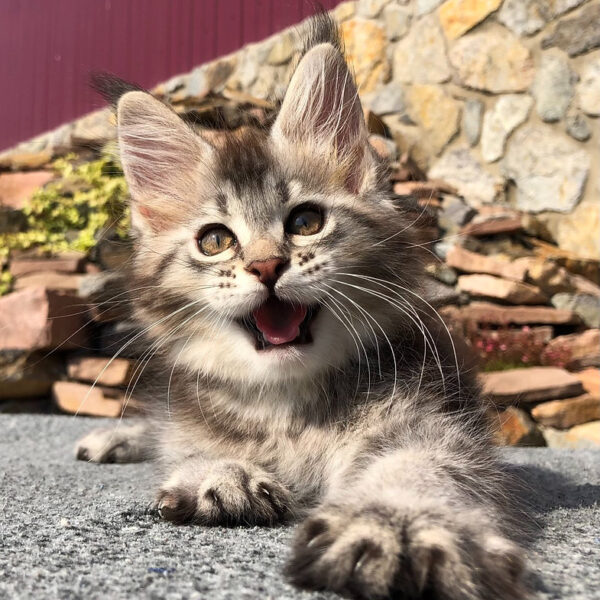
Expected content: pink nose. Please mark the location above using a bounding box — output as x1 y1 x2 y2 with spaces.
245 258 288 287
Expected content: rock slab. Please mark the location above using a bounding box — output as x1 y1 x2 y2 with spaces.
481 367 585 404
543 421 600 449
480 94 533 162
393 13 451 84
67 356 135 387
449 25 534 93
443 301 578 326
52 381 124 418
0 287 89 351
532 395 600 430
502 125 590 213
493 406 545 446
458 274 547 304
428 147 504 205
438 0 503 40
541 4 600 57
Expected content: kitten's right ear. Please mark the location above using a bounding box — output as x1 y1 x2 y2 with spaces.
117 91 209 232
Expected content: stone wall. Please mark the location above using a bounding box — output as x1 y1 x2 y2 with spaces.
1 0 599 259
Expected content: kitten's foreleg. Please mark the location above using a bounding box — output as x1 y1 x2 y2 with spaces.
288 442 526 600
156 456 294 526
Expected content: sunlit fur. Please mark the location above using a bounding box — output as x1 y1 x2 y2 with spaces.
77 15 528 600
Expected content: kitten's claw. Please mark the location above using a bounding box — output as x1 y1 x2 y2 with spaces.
287 504 526 600
156 460 293 526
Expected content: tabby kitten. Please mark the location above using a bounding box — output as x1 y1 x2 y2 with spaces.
77 16 526 600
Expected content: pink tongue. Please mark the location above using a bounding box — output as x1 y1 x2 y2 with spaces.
253 297 307 345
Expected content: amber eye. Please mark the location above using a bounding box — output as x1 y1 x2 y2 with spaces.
198 226 236 256
285 204 324 236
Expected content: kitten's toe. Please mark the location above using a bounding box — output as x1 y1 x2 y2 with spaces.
156 487 197 524
75 423 151 464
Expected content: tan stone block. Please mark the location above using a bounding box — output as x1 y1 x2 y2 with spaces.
460 215 523 236
531 395 600 429
449 25 534 93
0 351 64 399
10 253 86 277
405 84 461 157
446 245 531 281
457 274 547 304
0 287 89 351
493 406 545 446
393 13 451 83
52 381 123 418
576 368 600 397
67 356 135 387
542 330 600 370
481 367 584 404
439 0 503 40
341 19 390 93
0 171 54 210
14 272 83 292
543 421 600 448
443 301 578 326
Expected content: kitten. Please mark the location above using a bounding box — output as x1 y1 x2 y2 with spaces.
77 16 527 600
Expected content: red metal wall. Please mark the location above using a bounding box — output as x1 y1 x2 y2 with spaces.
0 0 341 151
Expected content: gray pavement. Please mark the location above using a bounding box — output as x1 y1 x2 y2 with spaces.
0 415 598 599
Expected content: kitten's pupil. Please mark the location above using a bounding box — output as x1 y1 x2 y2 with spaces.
286 205 323 236
199 226 235 256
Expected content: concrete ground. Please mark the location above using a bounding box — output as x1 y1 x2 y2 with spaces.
0 415 598 600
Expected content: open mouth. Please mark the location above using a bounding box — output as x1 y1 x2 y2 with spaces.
238 296 320 351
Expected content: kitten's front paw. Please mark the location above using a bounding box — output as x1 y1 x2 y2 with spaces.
75 424 149 463
156 460 292 526
287 504 525 600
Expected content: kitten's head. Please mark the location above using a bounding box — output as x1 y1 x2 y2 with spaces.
118 36 420 386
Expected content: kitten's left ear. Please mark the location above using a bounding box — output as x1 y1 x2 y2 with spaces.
117 91 211 233
271 44 374 194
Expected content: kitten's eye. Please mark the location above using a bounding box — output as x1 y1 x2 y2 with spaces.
198 226 236 256
285 204 324 236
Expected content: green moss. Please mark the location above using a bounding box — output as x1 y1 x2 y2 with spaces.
0 153 130 295
0 270 13 296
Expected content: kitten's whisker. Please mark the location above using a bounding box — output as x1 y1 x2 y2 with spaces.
72 298 207 422
322 282 382 378
316 289 366 400
334 271 451 382
324 282 398 406
331 275 446 398
360 271 461 396
122 303 213 421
